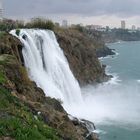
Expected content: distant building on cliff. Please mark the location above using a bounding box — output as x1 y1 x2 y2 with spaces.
121 20 126 29
137 27 140 31
0 0 3 20
62 20 68 28
86 25 105 31
132 25 136 31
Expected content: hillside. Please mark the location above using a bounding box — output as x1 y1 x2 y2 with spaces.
0 32 100 140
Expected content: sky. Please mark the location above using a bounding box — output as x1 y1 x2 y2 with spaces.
2 0 140 28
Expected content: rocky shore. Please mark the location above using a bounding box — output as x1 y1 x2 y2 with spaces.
0 29 112 140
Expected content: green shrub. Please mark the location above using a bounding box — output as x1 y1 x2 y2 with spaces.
0 86 60 140
0 71 6 84
26 18 55 30
16 29 20 36
0 117 60 140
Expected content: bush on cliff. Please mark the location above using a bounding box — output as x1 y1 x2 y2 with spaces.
26 18 55 30
0 87 60 140
15 29 20 36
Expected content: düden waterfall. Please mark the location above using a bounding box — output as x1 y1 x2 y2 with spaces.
10 29 140 140
11 29 83 106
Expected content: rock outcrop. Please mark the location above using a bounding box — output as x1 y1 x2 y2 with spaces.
55 29 110 85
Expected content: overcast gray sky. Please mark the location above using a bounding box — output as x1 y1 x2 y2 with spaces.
3 0 140 28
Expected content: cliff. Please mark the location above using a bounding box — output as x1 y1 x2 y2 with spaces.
55 28 110 85
101 29 140 43
0 32 99 140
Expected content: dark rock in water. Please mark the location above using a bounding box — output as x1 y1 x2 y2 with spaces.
96 46 115 58
69 115 99 140
22 34 27 40
81 119 96 131
86 133 99 140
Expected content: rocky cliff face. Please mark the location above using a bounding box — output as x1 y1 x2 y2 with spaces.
55 29 110 85
0 33 99 140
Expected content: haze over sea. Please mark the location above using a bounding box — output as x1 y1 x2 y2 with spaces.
96 41 140 140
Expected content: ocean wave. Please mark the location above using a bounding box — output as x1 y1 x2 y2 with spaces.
106 74 121 85
93 129 107 134
105 65 122 85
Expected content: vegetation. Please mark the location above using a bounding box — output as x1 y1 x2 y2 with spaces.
26 18 55 30
0 18 55 31
0 53 60 140
0 70 6 84
15 29 20 36
0 31 6 38
0 19 24 31
72 24 85 33
0 86 60 140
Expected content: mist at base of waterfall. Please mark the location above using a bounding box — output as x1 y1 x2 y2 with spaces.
65 41 140 140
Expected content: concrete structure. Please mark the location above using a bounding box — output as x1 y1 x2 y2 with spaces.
0 0 3 20
137 27 140 31
132 25 136 31
121 20 126 29
86 25 102 31
62 20 68 28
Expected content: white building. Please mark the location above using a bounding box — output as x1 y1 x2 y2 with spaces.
0 0 3 20
86 25 102 31
132 25 136 31
121 20 126 29
137 27 140 31
62 20 68 28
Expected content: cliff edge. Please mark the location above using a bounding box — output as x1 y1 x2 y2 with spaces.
55 28 110 85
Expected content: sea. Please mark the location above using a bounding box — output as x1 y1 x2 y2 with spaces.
97 41 140 140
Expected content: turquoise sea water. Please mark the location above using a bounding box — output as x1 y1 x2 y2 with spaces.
103 41 140 82
97 41 140 140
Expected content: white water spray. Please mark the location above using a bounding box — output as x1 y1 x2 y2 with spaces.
10 29 83 106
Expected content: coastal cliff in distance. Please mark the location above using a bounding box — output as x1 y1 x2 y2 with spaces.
98 28 140 43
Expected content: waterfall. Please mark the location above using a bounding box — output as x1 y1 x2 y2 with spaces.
10 29 83 106
10 29 140 140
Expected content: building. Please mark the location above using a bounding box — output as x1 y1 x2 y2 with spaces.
132 25 136 31
137 27 140 31
86 25 102 31
62 20 68 28
121 20 126 29
0 0 3 20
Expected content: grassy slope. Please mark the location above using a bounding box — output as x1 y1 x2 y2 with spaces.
0 68 60 140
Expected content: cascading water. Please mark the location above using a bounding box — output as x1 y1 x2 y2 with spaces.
10 29 83 106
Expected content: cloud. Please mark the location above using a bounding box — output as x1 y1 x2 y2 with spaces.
2 0 140 27
3 0 140 18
